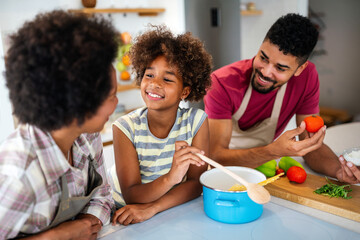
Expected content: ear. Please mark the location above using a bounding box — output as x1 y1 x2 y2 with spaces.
181 86 191 100
294 61 308 77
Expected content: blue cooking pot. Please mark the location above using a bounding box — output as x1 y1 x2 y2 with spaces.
199 166 266 224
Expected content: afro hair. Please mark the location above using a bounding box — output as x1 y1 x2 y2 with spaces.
264 13 319 65
5 10 118 131
129 25 213 102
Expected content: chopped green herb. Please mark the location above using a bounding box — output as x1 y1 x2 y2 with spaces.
314 177 352 199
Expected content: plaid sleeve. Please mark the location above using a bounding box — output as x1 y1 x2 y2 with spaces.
0 173 35 239
80 133 114 225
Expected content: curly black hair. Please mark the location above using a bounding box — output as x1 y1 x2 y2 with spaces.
129 25 212 102
5 10 118 131
264 13 319 65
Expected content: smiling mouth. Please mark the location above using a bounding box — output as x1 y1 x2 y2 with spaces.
251 70 279 94
146 91 164 99
255 70 276 85
258 76 273 85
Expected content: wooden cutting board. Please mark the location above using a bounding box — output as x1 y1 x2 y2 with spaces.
264 173 360 222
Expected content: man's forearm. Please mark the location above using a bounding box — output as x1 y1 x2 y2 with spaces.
210 144 280 168
303 144 340 177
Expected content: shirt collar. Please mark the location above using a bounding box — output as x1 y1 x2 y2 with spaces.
29 124 70 186
73 133 95 159
29 125 96 186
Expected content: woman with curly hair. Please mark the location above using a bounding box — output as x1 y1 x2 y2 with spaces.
0 10 118 239
110 25 212 225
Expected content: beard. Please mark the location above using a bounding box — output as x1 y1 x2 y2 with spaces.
251 69 278 94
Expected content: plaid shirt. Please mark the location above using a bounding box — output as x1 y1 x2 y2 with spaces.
0 124 114 239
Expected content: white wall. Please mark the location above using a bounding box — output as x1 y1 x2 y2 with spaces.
91 0 185 38
309 0 360 116
0 28 14 143
240 0 308 59
0 0 185 135
0 0 185 59
0 0 82 33
0 0 185 35
184 0 241 70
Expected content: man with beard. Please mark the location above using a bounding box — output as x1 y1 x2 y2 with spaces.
204 13 359 184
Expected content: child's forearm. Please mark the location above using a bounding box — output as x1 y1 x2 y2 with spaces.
123 173 178 204
149 179 203 214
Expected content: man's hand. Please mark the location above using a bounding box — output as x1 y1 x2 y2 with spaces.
270 121 326 158
112 203 156 226
335 155 360 184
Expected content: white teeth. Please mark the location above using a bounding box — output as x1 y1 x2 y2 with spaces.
259 76 269 83
148 92 162 98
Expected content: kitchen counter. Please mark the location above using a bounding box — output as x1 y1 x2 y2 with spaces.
98 155 360 239
98 196 360 239
98 156 360 239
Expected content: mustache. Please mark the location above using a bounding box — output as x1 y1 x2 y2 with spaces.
255 69 276 83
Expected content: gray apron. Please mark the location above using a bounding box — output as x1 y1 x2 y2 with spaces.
229 83 287 149
43 155 103 229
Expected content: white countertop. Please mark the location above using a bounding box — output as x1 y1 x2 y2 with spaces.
98 156 360 239
98 196 360 239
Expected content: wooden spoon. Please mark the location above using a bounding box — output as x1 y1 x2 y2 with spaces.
195 153 271 204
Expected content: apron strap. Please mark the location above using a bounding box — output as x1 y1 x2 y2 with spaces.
60 175 69 202
233 83 252 121
233 82 288 122
270 83 287 121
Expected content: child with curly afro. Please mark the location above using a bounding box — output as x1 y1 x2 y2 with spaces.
0 10 118 239
110 25 213 225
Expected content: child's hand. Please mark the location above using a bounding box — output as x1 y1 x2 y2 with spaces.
112 203 156 226
167 141 205 185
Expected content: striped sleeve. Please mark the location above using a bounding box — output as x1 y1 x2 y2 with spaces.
190 108 208 137
112 114 135 143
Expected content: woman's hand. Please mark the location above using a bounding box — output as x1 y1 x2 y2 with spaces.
166 141 205 185
112 203 157 226
32 214 102 240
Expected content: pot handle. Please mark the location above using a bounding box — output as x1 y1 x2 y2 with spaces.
214 199 240 207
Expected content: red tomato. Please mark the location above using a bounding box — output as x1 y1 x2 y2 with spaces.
304 115 324 133
276 168 285 176
287 166 307 183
